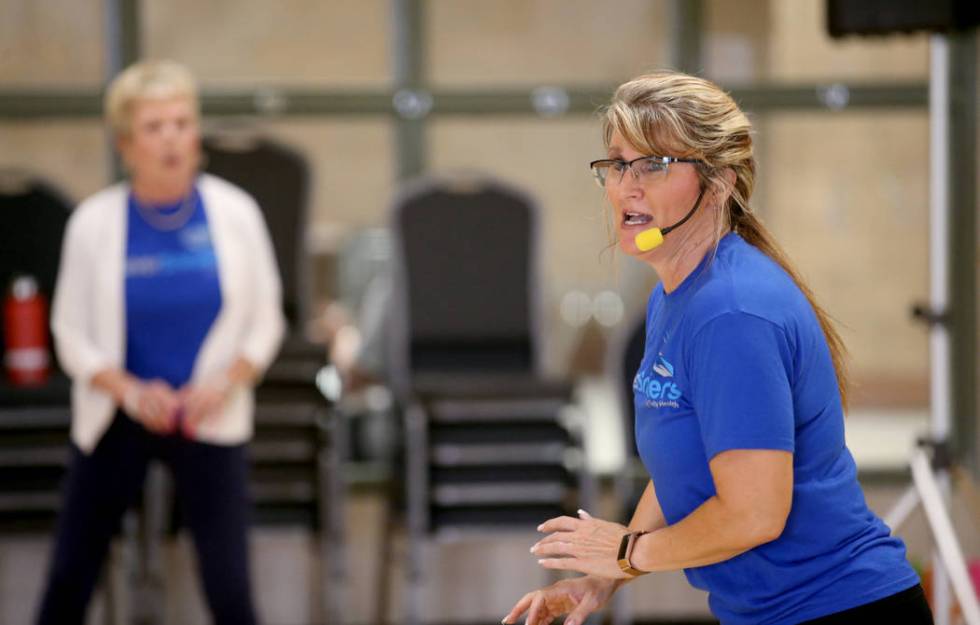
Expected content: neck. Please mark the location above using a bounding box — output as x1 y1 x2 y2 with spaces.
130 174 195 205
648 226 722 293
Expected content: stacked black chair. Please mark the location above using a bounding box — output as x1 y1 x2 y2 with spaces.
202 134 347 623
386 175 591 625
0 174 72 534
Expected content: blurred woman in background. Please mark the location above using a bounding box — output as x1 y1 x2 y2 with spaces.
37 60 284 625
503 71 929 625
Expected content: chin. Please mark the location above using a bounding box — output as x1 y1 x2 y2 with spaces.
618 234 641 257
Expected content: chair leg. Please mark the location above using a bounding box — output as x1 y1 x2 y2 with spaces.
374 477 397 625
128 462 169 625
404 402 429 625
318 408 348 625
100 545 120 625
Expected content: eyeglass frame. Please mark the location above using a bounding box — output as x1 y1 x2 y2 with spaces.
589 155 704 188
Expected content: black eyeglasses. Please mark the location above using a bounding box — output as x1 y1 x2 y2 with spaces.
589 155 703 188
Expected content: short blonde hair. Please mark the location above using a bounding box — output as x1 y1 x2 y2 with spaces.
104 60 199 137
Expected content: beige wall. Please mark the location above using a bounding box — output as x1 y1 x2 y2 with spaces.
143 0 390 87
758 112 931 405
0 0 106 87
768 0 929 82
0 0 958 409
0 121 109 203
427 0 668 87
203 117 395 229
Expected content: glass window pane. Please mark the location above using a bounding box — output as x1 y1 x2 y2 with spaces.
143 0 390 87
427 0 669 88
0 0 106 87
757 112 929 409
0 121 110 203
703 0 929 84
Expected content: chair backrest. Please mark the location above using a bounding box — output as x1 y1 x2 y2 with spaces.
388 176 542 397
202 134 310 327
0 175 71 359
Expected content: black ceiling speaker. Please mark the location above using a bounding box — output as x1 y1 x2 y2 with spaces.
827 0 980 37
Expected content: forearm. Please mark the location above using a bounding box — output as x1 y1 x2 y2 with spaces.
90 367 138 404
224 356 258 388
630 495 778 573
628 480 667 532
612 480 668 590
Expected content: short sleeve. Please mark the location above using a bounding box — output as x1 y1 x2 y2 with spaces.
686 312 795 460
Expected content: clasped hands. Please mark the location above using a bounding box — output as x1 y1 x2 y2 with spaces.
501 509 635 625
123 375 232 437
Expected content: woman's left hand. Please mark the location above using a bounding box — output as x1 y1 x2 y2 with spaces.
179 376 232 433
531 510 634 579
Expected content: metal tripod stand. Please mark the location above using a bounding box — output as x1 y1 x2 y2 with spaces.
882 34 979 625
884 439 979 625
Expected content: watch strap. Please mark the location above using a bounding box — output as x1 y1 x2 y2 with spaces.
617 530 650 576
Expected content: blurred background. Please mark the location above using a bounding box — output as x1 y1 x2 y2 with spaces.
0 1 977 624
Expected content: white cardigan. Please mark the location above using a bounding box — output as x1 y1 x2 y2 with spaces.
52 173 286 453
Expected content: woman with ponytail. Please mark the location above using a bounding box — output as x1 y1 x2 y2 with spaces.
503 72 929 625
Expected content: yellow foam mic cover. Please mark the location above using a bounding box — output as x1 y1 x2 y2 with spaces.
635 227 664 252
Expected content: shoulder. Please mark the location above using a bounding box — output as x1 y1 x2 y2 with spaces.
198 173 258 211
687 234 809 333
197 173 268 230
66 182 127 237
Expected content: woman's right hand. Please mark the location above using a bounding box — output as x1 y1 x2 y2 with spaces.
124 378 180 434
502 575 618 625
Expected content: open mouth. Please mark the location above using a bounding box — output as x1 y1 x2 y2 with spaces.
623 211 654 227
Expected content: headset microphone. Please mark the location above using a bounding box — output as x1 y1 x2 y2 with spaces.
634 187 707 252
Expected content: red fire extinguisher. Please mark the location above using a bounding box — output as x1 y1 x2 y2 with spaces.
3 275 50 386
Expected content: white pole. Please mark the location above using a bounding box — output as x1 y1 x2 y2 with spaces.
928 34 952 625
911 450 980 625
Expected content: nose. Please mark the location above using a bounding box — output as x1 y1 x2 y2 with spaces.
615 167 644 198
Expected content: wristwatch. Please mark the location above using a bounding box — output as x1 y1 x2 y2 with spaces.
617 531 650 577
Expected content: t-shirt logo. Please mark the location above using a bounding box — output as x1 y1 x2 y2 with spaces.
652 356 674 378
634 353 683 408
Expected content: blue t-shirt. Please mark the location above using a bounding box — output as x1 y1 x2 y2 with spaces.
634 233 917 625
125 187 222 388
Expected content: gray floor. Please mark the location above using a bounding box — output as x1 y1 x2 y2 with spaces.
2 386 977 625
3 479 978 625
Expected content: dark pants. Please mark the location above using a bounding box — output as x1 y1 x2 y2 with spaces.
799 584 934 624
36 413 257 625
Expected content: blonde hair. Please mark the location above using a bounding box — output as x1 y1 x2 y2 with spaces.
603 71 850 407
104 60 199 137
